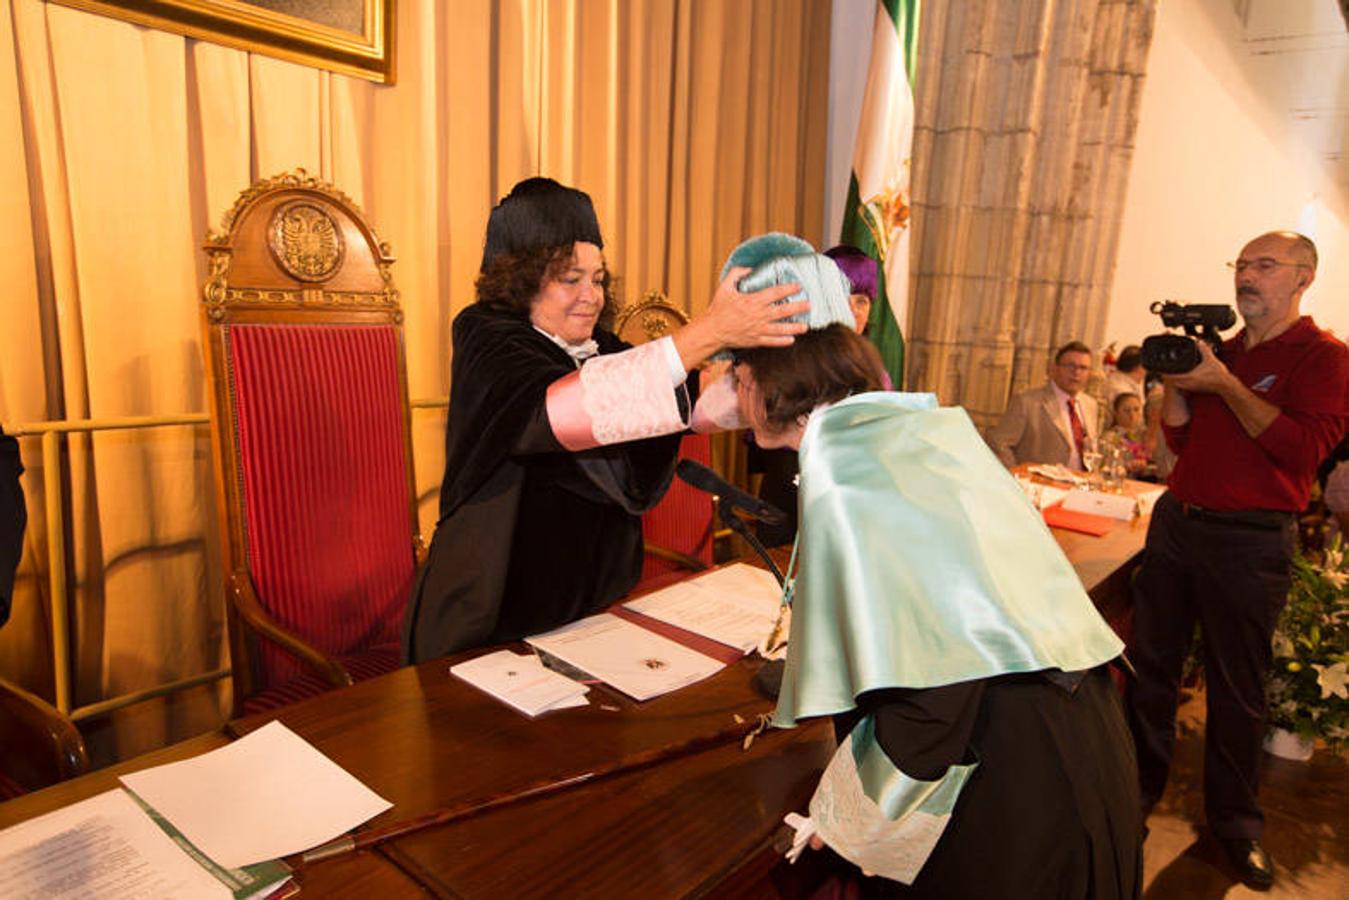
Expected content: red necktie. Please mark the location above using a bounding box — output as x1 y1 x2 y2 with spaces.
1066 399 1086 463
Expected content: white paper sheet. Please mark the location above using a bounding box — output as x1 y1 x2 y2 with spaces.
1027 463 1088 486
0 789 230 899
451 649 589 716
1014 477 1069 510
526 613 725 701
1061 488 1138 521
624 563 784 652
119 720 392 870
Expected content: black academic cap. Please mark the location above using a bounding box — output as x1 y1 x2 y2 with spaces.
480 177 604 272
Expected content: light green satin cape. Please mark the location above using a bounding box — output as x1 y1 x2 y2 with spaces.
774 392 1123 728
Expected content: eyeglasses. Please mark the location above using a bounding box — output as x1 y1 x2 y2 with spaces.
1226 257 1312 274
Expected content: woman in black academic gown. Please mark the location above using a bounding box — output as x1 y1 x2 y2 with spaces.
402 178 806 663
727 234 1142 898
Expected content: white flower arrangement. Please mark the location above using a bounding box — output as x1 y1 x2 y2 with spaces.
1266 536 1349 750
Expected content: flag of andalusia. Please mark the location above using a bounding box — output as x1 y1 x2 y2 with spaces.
840 0 919 389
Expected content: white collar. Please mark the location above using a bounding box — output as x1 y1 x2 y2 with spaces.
534 326 599 365
1050 381 1080 409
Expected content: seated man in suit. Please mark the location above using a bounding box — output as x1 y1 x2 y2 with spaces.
986 341 1100 470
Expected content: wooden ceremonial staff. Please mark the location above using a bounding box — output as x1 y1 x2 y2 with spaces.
299 716 770 864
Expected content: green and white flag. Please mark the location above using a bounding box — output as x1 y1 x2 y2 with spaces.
840 0 919 389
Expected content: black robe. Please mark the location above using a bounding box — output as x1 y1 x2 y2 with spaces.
402 304 687 663
0 430 25 627
827 667 1142 899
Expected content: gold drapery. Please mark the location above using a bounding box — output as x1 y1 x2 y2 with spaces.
0 0 830 763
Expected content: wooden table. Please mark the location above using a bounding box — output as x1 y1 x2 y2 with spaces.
0 487 1152 897
1024 468 1157 629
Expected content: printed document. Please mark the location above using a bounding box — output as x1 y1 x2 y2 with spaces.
526 613 724 701
0 789 255 899
624 563 784 652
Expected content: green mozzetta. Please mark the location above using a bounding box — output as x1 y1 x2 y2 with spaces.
773 391 1124 728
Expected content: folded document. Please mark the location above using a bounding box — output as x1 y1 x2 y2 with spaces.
451 649 589 716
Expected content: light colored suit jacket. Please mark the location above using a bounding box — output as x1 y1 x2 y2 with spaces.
986 383 1100 469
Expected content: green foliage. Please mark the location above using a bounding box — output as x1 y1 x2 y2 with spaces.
1266 536 1349 749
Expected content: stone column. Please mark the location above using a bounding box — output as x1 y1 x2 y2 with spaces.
905 0 1157 431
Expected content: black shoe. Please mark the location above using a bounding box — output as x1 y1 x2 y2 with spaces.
1219 838 1274 890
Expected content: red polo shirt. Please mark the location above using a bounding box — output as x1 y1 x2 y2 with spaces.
1164 316 1349 512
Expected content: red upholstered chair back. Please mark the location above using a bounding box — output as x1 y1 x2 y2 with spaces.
201 171 420 710
227 323 411 686
640 432 716 581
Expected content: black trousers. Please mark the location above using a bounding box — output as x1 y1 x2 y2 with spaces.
1126 492 1295 839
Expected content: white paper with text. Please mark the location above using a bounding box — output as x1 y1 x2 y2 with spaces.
0 789 229 899
623 563 784 652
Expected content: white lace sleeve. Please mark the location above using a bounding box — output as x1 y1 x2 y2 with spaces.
807 726 978 885
576 340 689 444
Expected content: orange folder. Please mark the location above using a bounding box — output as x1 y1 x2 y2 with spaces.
1043 502 1115 536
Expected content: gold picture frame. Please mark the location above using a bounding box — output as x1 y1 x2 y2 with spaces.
51 1 396 84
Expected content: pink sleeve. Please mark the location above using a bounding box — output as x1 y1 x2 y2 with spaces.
544 340 689 451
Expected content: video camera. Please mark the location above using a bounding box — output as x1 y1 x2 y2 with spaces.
1139 301 1236 374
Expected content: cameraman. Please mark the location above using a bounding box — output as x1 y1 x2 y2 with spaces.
1126 232 1348 889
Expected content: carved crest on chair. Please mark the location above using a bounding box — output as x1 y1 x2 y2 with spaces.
267 200 345 281
202 169 400 321
614 291 689 344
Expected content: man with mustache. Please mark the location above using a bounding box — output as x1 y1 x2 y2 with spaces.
1126 231 1348 889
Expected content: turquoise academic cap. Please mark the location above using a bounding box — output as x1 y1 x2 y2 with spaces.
720 233 857 332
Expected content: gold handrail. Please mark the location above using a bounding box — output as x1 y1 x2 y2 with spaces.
1 397 449 721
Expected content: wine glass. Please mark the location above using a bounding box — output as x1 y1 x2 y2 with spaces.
1082 446 1103 490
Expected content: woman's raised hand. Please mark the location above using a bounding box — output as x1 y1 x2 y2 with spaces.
672 267 809 371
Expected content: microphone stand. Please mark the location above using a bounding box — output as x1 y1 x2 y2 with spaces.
717 496 788 699
717 496 785 588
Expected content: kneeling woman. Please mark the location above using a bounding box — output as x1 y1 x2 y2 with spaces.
729 236 1141 898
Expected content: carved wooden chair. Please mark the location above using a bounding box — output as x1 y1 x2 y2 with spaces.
615 293 716 584
613 289 691 346
0 432 87 797
0 677 88 799
200 171 422 715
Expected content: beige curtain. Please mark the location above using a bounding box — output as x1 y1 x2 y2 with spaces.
0 0 830 764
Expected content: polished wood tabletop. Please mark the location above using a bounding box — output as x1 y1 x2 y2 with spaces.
0 480 1154 897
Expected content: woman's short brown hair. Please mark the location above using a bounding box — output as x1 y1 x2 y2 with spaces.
737 324 886 432
474 242 618 329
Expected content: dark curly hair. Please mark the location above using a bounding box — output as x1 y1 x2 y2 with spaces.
736 324 886 433
474 243 619 330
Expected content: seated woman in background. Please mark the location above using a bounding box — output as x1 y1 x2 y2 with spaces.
728 234 1141 898
1101 391 1155 479
402 179 808 663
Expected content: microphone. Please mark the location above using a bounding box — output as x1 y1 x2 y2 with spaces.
675 459 786 525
